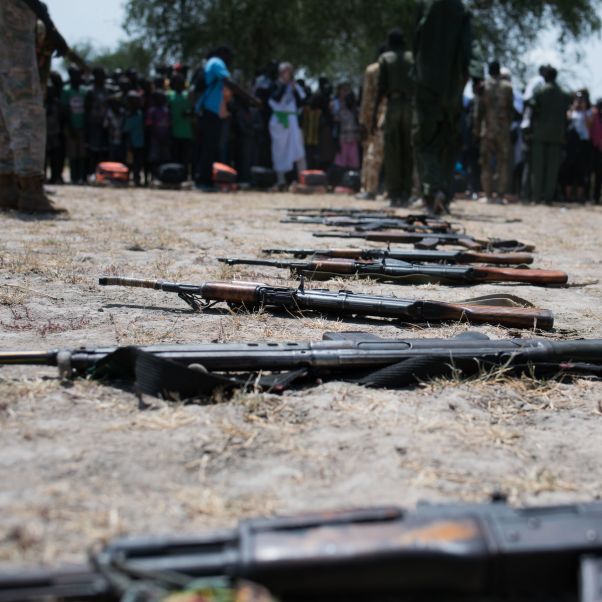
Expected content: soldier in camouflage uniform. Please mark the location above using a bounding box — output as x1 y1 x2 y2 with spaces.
474 61 514 203
0 0 67 213
376 29 414 206
412 0 472 214
357 51 387 200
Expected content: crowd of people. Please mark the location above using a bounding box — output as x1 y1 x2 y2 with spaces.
2 0 600 217
42 36 602 207
42 50 366 192
462 62 602 205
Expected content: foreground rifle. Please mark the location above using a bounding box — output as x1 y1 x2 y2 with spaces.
262 246 535 265
314 229 535 252
0 331 599 400
218 257 567 287
98 276 554 329
3 498 602 601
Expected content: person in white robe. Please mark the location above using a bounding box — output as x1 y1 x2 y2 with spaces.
268 63 307 187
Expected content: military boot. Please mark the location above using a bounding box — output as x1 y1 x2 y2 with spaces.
17 175 67 215
0 173 19 210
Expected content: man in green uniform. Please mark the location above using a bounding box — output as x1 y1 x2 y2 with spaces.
0 0 68 213
375 29 414 207
412 0 472 214
530 67 570 204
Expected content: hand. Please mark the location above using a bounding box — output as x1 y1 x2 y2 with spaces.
50 29 69 57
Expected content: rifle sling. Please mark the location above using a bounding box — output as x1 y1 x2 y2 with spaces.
88 348 309 401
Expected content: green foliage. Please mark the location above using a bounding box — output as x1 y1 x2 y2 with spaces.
119 0 601 81
466 0 602 79
92 40 154 75
62 39 153 76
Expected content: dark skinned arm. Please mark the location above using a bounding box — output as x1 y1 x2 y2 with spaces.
21 0 88 70
224 78 261 108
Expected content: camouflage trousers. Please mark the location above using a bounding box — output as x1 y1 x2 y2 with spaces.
0 0 46 176
479 135 510 197
360 128 385 195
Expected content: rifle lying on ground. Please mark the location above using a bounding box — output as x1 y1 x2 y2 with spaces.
314 230 535 252
262 246 535 265
3 498 602 602
284 206 398 215
0 331 599 400
218 257 567 287
282 215 455 232
98 276 554 329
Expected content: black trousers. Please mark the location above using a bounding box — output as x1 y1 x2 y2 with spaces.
131 148 145 185
196 111 223 186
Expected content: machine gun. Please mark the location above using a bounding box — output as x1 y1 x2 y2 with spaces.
98 276 554 329
2 498 602 601
313 229 535 252
218 257 567 287
261 246 535 265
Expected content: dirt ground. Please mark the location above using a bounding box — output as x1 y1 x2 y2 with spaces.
0 187 601 568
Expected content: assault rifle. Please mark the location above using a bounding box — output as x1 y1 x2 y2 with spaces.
313 229 535 252
0 331 599 400
218 257 567 287
98 276 554 329
284 206 397 215
2 498 602 601
262 246 535 265
282 215 454 232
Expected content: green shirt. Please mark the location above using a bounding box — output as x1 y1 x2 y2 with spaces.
167 90 193 140
61 85 87 130
532 82 571 144
378 50 414 101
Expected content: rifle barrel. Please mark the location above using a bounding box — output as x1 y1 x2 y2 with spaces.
0 351 57 366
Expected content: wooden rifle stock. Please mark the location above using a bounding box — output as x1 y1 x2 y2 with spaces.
307 259 360 274
471 267 568 286
200 282 261 304
461 252 534 265
424 302 554 330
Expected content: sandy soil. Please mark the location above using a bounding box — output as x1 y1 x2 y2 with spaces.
0 187 601 568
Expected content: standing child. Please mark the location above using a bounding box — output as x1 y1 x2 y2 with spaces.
61 67 88 184
85 67 109 175
167 73 193 177
104 96 125 162
146 90 171 179
122 91 145 186
45 73 64 184
334 91 361 170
